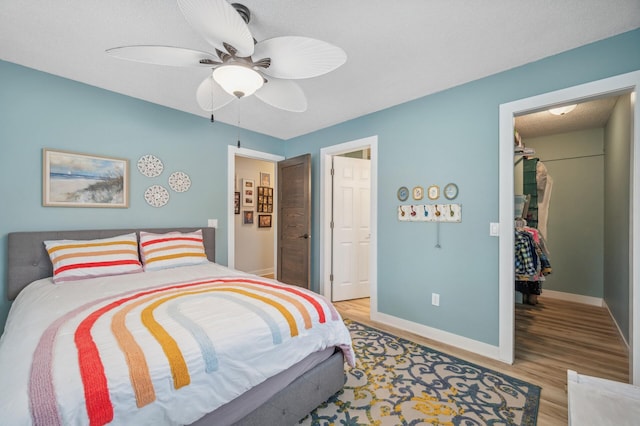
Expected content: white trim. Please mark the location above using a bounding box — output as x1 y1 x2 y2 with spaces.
320 136 378 317
371 311 500 360
227 146 284 270
245 267 275 277
603 299 631 351
542 290 604 307
540 292 631 351
499 70 640 382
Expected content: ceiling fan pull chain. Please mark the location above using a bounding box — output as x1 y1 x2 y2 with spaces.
236 100 241 148
210 82 215 123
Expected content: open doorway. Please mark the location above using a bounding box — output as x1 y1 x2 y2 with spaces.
320 136 378 310
234 156 276 277
514 95 626 306
498 70 640 384
227 146 284 272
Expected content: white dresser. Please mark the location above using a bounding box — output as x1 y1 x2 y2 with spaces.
567 370 640 425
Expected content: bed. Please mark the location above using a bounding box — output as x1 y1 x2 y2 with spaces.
1 227 353 425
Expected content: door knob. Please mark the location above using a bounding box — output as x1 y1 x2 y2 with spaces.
299 233 311 239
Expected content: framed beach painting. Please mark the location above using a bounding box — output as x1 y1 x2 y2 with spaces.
42 149 129 208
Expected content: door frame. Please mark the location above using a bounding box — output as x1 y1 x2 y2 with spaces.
320 136 378 308
498 70 640 384
227 146 285 270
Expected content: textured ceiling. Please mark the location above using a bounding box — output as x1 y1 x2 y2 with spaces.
1 1 639 140
515 96 620 139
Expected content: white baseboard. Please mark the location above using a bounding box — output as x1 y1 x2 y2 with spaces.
542 289 604 307
543 290 630 352
248 268 274 277
370 310 501 362
602 300 630 351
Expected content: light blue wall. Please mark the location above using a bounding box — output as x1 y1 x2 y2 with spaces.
526 129 605 298
2 29 640 343
604 94 632 341
285 29 640 346
0 61 283 330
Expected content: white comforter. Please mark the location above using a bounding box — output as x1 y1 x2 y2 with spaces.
0 263 354 425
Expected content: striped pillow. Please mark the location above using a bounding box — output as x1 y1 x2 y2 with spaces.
139 230 208 271
44 233 143 283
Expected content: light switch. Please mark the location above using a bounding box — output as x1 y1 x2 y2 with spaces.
489 222 500 236
208 219 218 228
432 293 440 306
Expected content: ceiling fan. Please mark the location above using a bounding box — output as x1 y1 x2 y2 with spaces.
106 0 347 114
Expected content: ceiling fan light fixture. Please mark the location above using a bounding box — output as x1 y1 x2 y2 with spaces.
213 64 263 98
548 104 577 116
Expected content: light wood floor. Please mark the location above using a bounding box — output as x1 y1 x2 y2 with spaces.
333 296 629 425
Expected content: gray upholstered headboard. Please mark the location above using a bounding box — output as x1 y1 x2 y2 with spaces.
7 227 216 301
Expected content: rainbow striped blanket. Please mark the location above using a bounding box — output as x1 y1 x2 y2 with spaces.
0 263 354 425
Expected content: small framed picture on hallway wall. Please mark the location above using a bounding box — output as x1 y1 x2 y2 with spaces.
243 210 254 225
258 214 271 228
260 172 271 187
242 178 254 207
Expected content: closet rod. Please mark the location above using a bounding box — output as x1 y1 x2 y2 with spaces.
539 153 604 163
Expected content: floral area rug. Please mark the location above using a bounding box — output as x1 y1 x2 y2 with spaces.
300 320 540 425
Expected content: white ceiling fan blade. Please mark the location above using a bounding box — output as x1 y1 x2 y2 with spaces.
196 75 235 111
106 45 219 67
255 78 307 112
178 0 254 57
253 36 347 79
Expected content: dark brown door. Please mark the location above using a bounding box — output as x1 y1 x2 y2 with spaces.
277 154 311 288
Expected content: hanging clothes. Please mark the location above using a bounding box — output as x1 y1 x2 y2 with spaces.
536 161 553 241
523 159 539 228
515 226 552 304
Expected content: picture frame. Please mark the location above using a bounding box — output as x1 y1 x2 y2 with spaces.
42 148 129 208
258 214 272 228
243 210 254 225
257 186 273 214
260 172 271 187
427 185 440 200
242 178 255 207
412 186 424 200
234 192 240 214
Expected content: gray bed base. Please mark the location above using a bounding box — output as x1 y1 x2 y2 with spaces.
5 227 346 426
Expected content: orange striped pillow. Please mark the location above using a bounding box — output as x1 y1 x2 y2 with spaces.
44 233 143 283
139 230 208 271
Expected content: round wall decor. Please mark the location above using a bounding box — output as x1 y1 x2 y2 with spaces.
168 171 191 192
444 183 459 200
144 185 169 207
137 154 164 177
397 186 409 201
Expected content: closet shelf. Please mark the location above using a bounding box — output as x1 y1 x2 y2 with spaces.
514 147 535 156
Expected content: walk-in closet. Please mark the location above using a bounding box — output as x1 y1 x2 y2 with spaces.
512 93 631 373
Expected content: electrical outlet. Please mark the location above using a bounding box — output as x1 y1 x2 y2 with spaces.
207 219 218 228
431 293 440 306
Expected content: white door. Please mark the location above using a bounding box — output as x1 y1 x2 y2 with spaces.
332 156 371 301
